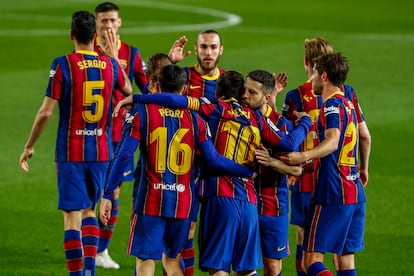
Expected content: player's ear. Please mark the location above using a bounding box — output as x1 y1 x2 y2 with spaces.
70 31 74 41
180 85 188 95
219 45 224 55
322 71 328 82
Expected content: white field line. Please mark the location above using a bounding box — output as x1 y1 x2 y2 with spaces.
0 1 242 36
1 0 413 43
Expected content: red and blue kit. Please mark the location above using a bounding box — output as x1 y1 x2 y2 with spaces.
184 65 225 101
95 39 147 143
283 81 322 193
46 50 127 162
256 106 294 216
314 92 366 205
132 94 311 203
103 103 254 218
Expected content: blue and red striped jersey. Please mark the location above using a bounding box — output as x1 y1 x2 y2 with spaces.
103 102 253 218
314 92 366 205
46 50 127 162
95 39 147 143
184 65 225 101
132 93 311 204
283 81 322 193
256 106 293 216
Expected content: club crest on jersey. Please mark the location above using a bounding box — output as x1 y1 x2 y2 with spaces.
125 112 135 124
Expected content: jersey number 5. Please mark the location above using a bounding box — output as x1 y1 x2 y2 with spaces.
82 80 105 123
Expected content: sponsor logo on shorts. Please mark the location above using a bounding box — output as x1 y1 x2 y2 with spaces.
277 246 286 252
153 183 186 192
123 170 132 177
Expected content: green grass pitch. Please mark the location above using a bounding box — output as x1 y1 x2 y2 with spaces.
1 0 414 275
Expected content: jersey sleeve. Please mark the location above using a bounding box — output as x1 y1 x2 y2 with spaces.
110 57 127 92
282 88 301 122
132 49 148 91
323 98 342 130
46 57 64 100
103 112 141 199
262 114 311 152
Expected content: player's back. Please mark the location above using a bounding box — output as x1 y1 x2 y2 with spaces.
198 99 264 204
132 103 204 219
47 51 120 162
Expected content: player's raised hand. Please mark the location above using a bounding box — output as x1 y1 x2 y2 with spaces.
168 36 191 63
99 28 119 59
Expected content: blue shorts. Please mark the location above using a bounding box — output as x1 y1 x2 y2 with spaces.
189 197 200 222
113 142 134 182
303 203 366 255
127 213 191 260
57 161 109 211
199 197 262 272
290 190 313 227
259 214 290 259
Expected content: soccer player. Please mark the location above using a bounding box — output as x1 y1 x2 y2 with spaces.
99 64 256 276
19 11 132 276
282 37 371 275
241 69 301 276
94 2 148 269
168 30 224 102
165 29 225 275
115 70 312 275
280 52 366 276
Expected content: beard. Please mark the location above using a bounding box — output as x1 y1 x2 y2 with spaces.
197 55 220 72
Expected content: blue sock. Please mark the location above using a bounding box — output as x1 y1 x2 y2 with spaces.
296 244 307 275
181 238 194 275
63 229 82 276
82 217 99 276
337 269 356 276
307 262 333 276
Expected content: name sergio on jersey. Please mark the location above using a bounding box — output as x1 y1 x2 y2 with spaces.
77 59 107 70
153 183 186 192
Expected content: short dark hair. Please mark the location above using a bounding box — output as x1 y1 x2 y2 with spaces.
71 11 96 44
158 64 187 93
198 29 222 45
216 71 244 99
246 70 275 95
95 2 120 14
313 52 349 87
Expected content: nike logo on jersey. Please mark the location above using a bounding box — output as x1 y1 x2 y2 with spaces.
189 85 201 89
